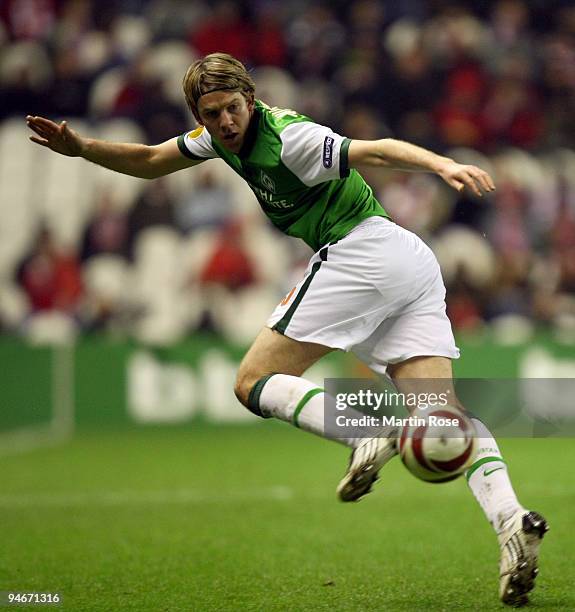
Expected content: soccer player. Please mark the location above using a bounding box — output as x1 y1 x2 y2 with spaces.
26 52 547 607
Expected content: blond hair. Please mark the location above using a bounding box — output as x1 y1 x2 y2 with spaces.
182 53 255 119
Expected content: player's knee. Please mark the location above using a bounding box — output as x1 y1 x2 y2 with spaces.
234 368 272 419
233 369 256 408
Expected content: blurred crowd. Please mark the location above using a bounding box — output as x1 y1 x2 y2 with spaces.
1 0 574 346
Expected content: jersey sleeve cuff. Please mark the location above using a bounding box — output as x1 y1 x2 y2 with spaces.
340 138 351 178
177 133 205 160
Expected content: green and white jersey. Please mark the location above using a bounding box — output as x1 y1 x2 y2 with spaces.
177 100 389 251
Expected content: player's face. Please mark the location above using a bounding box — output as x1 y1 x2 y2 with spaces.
196 91 254 154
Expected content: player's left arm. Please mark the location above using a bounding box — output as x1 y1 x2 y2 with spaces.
348 138 495 196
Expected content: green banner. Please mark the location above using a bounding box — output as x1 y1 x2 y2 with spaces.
0 332 573 431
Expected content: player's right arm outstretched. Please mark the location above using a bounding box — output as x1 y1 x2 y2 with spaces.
26 115 200 179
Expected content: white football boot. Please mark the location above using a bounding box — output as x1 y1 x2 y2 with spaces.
337 435 398 502
498 510 549 607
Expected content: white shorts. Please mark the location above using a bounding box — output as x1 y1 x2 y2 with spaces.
267 217 459 375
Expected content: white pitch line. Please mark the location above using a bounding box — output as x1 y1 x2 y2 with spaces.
0 486 295 509
0 482 569 510
0 426 71 458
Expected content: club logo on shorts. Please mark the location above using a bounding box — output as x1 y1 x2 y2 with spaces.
260 170 276 193
323 136 334 168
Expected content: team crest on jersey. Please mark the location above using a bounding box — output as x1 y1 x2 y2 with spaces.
260 170 276 193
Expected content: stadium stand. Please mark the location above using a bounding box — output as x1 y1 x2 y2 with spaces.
1 0 574 342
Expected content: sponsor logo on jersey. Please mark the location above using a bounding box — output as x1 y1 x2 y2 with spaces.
187 126 205 139
323 136 334 168
260 170 276 193
251 184 292 208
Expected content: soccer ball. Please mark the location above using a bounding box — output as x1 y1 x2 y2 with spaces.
398 405 477 483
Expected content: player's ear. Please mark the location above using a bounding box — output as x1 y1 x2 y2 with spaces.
246 94 255 113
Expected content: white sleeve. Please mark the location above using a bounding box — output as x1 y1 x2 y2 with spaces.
177 126 218 160
280 122 351 187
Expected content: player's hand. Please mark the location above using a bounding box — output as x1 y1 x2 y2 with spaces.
437 160 495 197
26 116 84 157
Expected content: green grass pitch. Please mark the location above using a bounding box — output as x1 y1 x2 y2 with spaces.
1 423 573 611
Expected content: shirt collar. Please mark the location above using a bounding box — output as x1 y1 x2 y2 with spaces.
238 106 261 159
